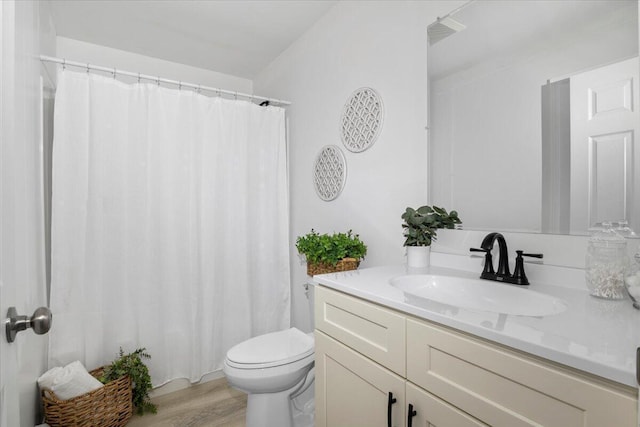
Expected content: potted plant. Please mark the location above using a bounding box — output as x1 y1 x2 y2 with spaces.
296 229 367 276
100 347 157 415
401 205 461 267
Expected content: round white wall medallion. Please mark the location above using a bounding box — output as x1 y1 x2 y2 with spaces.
313 145 347 201
340 87 384 153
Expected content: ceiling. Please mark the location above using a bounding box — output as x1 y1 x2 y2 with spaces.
49 0 337 79
429 0 637 79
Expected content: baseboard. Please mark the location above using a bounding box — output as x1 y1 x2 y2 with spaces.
149 369 226 398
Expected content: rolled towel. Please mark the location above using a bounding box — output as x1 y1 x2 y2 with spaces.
38 361 103 400
37 366 63 392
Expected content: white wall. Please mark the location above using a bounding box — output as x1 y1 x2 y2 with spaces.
254 1 466 331
54 37 252 94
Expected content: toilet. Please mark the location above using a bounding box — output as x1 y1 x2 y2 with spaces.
223 283 316 427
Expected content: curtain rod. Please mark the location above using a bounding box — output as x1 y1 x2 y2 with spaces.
39 55 291 106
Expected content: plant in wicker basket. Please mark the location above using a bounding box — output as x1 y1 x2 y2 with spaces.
296 229 367 275
100 347 157 415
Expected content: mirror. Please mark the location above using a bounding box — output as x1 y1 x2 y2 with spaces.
428 0 639 235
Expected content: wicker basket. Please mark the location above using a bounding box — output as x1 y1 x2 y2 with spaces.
42 367 133 427
307 257 360 276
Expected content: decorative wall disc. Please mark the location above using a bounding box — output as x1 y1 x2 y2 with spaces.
340 87 384 153
313 145 347 201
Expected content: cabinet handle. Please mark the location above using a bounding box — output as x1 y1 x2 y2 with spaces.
636 347 640 385
387 392 397 427
407 403 417 427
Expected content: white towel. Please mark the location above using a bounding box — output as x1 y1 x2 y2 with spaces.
37 361 103 400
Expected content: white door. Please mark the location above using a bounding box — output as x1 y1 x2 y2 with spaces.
570 57 640 233
1 1 49 426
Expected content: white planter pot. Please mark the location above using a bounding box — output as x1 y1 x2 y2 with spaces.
407 246 431 268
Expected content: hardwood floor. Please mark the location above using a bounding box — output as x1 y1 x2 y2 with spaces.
127 377 247 427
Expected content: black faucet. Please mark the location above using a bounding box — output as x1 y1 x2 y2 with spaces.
470 232 543 286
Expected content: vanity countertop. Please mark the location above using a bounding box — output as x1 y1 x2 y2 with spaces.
312 263 640 388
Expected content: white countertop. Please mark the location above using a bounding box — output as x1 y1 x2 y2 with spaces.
312 262 640 388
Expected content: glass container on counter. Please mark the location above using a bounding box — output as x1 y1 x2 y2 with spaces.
624 250 640 309
585 222 628 300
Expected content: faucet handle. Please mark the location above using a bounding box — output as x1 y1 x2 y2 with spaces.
521 252 543 259
469 247 489 254
511 251 543 285
470 247 494 276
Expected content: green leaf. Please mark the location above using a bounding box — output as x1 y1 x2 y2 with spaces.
401 205 462 247
416 206 433 215
102 347 157 415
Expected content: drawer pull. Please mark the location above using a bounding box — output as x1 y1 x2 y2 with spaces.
387 392 397 427
407 403 417 427
636 347 640 385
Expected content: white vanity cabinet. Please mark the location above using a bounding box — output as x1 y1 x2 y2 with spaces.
314 283 406 426
315 285 637 427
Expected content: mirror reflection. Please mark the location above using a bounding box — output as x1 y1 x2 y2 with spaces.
428 0 638 235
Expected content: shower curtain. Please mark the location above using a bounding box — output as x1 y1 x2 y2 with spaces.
48 69 290 386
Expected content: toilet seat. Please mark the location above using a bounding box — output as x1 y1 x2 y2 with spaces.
226 327 314 370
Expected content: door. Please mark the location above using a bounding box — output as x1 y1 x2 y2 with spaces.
570 57 640 233
1 1 49 426
315 331 406 427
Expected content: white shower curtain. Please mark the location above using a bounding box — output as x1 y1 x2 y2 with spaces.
48 69 290 386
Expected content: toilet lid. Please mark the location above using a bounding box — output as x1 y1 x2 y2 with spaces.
226 328 314 368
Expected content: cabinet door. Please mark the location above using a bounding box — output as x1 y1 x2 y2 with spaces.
407 319 637 427
406 383 488 427
316 331 406 427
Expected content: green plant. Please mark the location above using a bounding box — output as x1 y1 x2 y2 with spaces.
296 229 367 266
401 205 461 247
100 347 157 415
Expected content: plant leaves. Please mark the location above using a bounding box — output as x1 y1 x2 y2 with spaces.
401 205 462 247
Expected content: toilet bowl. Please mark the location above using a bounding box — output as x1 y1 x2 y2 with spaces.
223 327 315 427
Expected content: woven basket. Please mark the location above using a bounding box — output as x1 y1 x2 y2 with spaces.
42 367 133 427
307 257 360 276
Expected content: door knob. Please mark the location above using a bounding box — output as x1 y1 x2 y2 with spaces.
5 306 52 343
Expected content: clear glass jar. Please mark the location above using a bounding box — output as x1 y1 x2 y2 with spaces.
624 250 640 308
615 219 639 239
585 222 628 299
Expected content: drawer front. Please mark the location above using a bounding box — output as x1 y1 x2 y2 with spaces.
407 319 637 427
315 286 406 376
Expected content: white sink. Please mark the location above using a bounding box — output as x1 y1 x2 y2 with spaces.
390 274 567 316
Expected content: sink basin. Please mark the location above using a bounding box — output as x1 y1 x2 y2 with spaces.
390 274 567 316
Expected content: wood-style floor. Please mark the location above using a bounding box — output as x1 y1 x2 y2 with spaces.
127 377 247 427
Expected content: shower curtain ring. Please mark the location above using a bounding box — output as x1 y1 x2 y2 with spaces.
113 67 117 79
178 81 182 90
62 59 66 70
156 77 160 86
196 85 201 94
234 91 238 100
86 63 90 74
137 73 141 83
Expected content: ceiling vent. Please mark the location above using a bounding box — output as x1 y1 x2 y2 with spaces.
428 16 466 45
